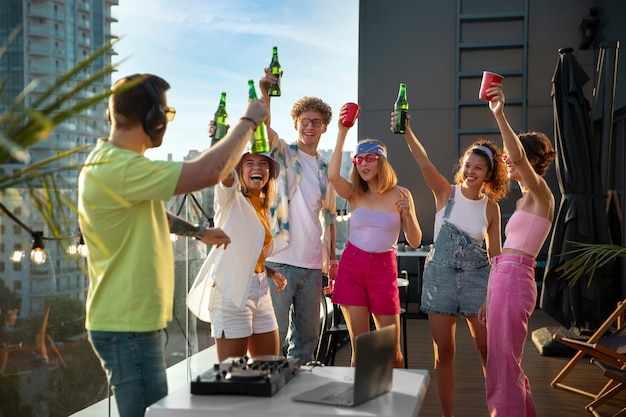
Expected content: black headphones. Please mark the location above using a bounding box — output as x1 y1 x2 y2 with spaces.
141 78 167 140
106 75 168 141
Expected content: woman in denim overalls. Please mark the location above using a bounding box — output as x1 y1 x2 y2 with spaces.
396 114 509 417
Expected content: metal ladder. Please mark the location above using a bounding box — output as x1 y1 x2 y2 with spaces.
455 0 529 158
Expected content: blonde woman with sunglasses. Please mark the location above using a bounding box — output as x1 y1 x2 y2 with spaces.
328 104 422 368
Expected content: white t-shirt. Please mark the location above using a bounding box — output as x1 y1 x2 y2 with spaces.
267 151 323 268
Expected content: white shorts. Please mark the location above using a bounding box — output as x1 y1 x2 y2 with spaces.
209 271 278 339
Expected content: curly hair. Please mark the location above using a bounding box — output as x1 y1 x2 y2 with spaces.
349 139 398 198
290 96 332 125
454 140 509 202
518 132 556 176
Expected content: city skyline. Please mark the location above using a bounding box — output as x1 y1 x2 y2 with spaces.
112 0 360 161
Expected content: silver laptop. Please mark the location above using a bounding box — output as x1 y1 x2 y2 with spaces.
291 324 395 407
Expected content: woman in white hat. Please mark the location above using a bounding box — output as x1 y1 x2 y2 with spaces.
188 147 287 361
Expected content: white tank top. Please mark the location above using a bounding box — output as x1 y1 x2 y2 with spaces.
433 185 488 243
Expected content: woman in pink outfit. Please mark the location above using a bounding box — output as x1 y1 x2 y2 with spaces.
481 84 556 417
328 104 423 368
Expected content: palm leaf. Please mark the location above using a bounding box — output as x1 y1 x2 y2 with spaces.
0 31 120 163
0 145 93 189
0 26 119 262
555 241 626 287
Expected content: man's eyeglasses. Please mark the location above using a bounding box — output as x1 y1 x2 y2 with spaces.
164 107 176 122
299 118 324 128
352 154 380 165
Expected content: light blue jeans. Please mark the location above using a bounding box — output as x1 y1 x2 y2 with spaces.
88 329 167 417
266 262 321 363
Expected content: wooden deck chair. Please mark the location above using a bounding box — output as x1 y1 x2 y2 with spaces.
586 358 626 417
550 298 626 399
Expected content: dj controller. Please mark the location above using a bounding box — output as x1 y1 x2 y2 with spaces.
191 355 301 397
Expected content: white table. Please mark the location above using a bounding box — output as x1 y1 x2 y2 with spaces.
146 366 430 417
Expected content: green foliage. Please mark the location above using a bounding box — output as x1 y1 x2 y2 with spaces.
45 296 85 342
0 279 21 311
0 26 119 255
556 241 626 286
0 373 24 417
0 26 118 165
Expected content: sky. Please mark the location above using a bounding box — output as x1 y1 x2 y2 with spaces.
112 0 359 161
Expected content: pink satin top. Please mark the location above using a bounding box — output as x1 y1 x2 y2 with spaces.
503 210 552 258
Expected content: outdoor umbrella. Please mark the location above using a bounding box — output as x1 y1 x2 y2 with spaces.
541 47 612 330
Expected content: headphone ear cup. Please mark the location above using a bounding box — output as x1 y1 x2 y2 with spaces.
143 104 166 139
142 78 167 140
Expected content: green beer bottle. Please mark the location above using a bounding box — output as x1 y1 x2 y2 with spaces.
211 92 228 147
393 83 408 134
268 46 282 97
247 80 270 153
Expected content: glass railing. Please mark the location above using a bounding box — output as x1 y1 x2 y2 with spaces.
0 191 214 416
0 185 350 416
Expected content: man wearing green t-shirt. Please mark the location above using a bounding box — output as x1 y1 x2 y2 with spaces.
78 73 267 417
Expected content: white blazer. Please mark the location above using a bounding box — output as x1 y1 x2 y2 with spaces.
187 171 265 322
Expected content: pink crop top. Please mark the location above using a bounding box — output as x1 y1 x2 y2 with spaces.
503 210 552 258
349 208 401 253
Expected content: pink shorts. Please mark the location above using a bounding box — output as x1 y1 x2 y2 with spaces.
331 241 400 315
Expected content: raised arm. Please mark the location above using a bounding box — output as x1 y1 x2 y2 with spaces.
328 104 354 201
207 122 235 191
175 99 267 194
488 85 550 199
396 113 451 210
260 68 279 149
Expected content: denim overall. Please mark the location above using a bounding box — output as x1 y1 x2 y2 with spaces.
420 186 491 316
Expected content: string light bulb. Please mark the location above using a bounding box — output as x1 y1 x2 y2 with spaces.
30 231 46 265
11 249 25 263
77 233 89 258
67 243 78 255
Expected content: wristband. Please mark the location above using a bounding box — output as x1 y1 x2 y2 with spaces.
329 260 339 266
240 116 258 130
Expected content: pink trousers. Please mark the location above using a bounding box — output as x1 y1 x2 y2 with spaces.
485 254 537 417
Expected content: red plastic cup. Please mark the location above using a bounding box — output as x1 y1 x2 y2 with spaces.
342 102 360 128
479 71 504 101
